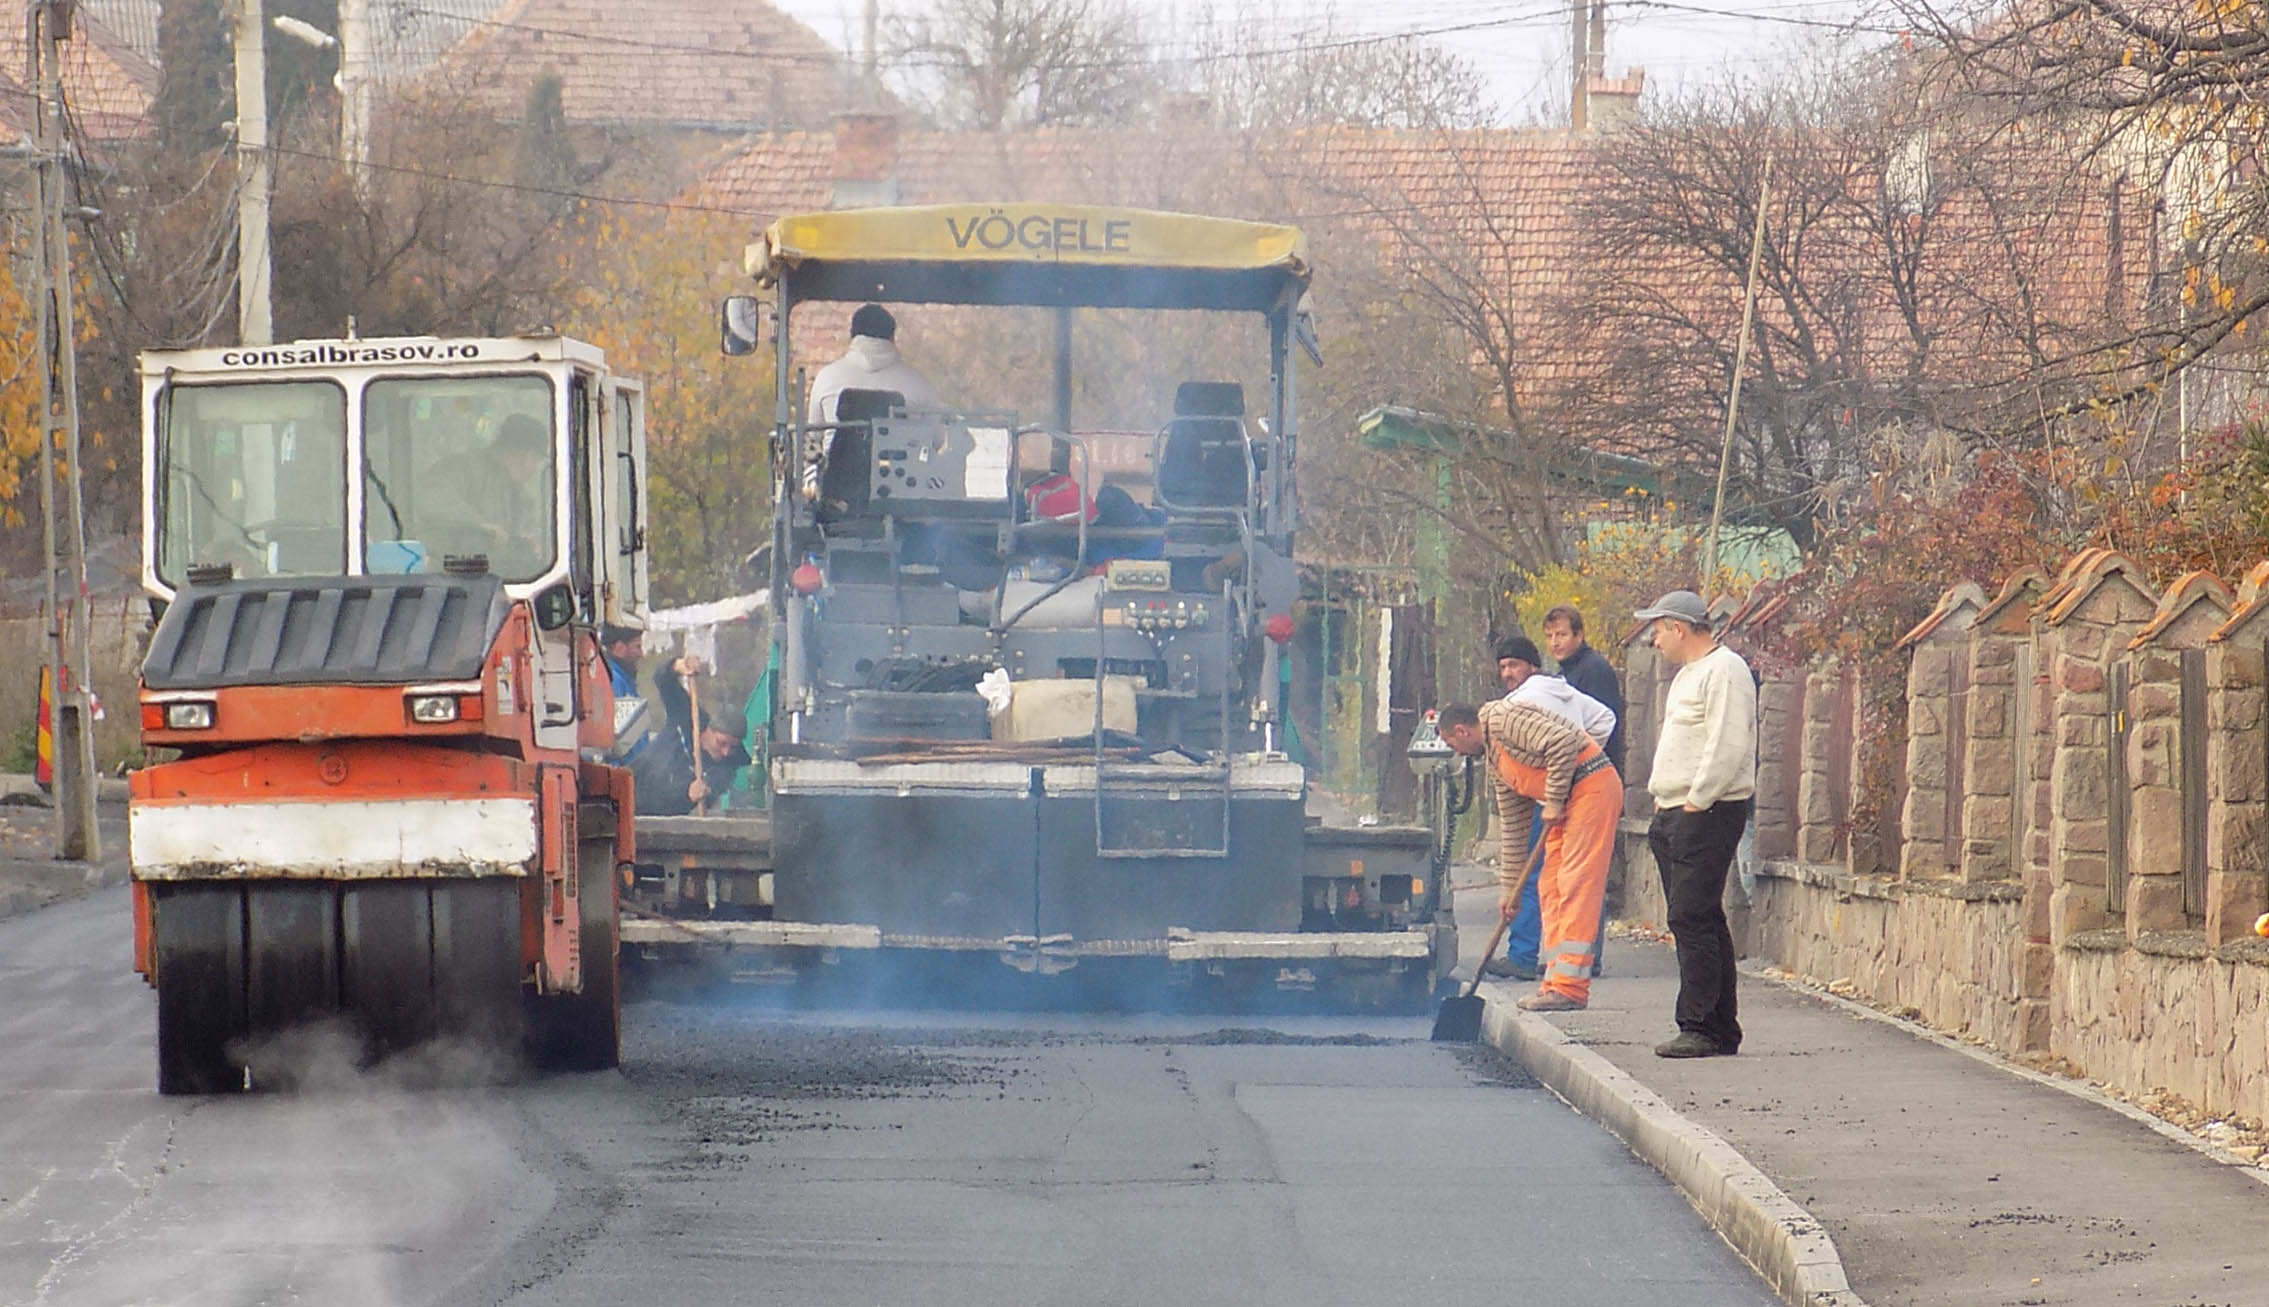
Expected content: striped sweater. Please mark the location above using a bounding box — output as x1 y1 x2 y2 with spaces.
1477 698 1596 883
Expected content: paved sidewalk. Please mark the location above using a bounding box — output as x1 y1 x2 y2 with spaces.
0 791 127 921
1463 910 2262 1307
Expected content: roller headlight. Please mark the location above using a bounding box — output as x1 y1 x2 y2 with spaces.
407 694 461 724
163 701 215 730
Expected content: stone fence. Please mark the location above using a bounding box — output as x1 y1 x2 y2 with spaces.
1609 553 2269 1127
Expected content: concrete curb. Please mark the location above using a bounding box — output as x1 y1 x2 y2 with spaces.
0 862 129 923
1481 993 1868 1307
0 773 130 806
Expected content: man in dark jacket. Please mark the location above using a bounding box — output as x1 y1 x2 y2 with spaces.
1543 605 1625 772
632 655 750 815
1544 605 1627 975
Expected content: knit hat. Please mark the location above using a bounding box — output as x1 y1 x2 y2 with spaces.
1495 636 1542 668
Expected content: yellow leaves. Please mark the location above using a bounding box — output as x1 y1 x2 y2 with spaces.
0 248 46 515
563 206 777 601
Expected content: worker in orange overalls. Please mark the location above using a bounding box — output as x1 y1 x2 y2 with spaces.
1436 698 1621 1011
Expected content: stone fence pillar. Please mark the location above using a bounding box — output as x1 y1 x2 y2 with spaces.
1897 583 1985 879
1620 636 1668 821
1753 672 1804 859
2204 561 2269 946
2037 551 2158 951
1796 660 1851 864
1963 571 2045 885
2120 573 2230 935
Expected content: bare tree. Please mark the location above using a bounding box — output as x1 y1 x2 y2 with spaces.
885 0 1157 130
1549 54 2139 545
1893 0 2269 429
1180 9 1497 131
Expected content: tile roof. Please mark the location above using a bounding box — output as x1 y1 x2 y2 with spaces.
2208 560 2269 643
1896 580 1988 649
690 122 2131 421
420 0 876 131
1973 567 2047 633
2042 548 2156 627
2127 569 2232 649
693 122 1609 371
0 2 156 142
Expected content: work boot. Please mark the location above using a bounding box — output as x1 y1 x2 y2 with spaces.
1653 1032 1733 1058
1517 991 1585 1012
1482 955 1540 981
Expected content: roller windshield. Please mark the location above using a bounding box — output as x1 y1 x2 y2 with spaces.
362 374 558 583
156 381 349 588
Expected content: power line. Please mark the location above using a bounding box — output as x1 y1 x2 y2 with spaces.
1616 0 1907 36
262 138 768 215
396 0 1579 73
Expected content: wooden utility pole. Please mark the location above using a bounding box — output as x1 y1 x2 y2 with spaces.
235 0 272 344
1705 154 1772 592
338 0 371 189
28 0 100 859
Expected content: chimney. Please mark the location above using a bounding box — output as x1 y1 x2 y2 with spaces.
1584 67 1644 133
831 112 901 207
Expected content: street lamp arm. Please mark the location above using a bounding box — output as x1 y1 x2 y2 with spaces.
271 14 337 48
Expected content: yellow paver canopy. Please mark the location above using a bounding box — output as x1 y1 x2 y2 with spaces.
747 204 1311 312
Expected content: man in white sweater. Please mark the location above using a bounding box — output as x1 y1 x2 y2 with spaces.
1636 590 1756 1058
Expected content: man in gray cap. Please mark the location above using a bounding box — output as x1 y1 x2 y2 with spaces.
1636 590 1756 1057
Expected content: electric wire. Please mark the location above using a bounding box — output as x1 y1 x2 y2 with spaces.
396 0 1581 71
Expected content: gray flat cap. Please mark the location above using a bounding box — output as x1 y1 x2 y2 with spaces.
1634 589 1712 626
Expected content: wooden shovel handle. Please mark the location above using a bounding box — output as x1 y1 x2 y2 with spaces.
1464 833 1549 999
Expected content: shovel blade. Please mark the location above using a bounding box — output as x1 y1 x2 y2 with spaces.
1430 994 1485 1043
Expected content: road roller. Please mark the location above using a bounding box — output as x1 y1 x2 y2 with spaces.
127 334 648 1092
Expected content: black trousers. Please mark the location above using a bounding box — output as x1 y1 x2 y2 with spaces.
1648 800 1752 1049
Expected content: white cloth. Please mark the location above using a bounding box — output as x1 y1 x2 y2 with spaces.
806 336 943 424
642 590 767 666
1504 674 1616 749
1647 643 1758 810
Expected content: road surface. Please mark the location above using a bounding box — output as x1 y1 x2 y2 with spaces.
0 889 1779 1306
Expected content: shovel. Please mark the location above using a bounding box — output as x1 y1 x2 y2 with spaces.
1431 833 1548 1043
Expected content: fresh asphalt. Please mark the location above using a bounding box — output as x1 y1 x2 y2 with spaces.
0 887 1781 1307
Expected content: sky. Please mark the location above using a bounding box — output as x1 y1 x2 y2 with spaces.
771 0 1908 125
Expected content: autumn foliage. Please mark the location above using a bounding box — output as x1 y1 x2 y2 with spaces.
566 208 775 605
